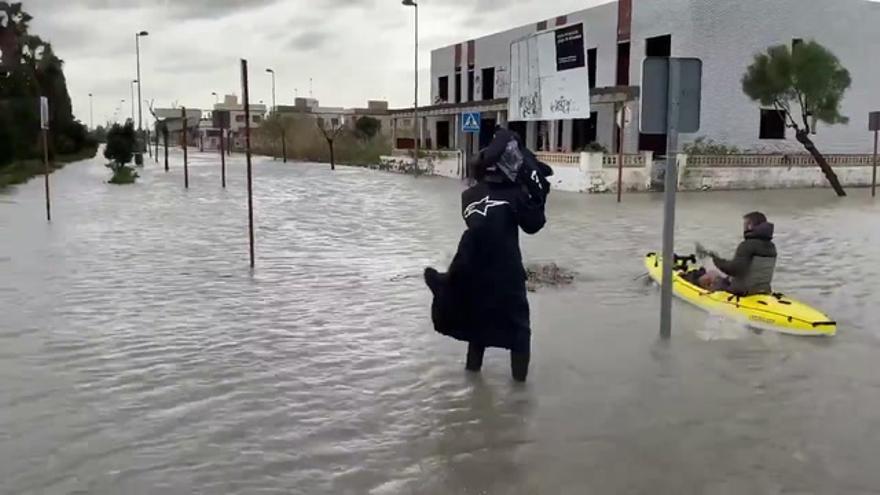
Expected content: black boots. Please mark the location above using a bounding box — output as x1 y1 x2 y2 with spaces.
465 343 529 382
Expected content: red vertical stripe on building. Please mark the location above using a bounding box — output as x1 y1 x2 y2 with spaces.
467 40 475 66
618 0 632 41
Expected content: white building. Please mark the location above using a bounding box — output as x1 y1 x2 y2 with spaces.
392 0 880 156
213 94 268 150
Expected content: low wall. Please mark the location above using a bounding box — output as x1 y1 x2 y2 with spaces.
680 154 877 191
378 151 877 193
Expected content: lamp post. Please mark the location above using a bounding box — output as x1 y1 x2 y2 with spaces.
130 80 138 123
88 93 94 130
212 91 219 104
135 31 149 132
265 68 276 114
402 0 419 172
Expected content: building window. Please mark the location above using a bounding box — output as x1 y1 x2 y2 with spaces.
331 118 339 127
555 15 567 26
235 114 245 123
438 76 449 102
616 42 630 86
467 69 475 102
760 109 786 139
253 115 263 123
645 34 672 57
588 48 597 89
455 71 462 103
537 20 547 31
481 67 495 100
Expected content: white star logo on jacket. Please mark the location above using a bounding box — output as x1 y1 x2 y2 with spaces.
464 195 510 219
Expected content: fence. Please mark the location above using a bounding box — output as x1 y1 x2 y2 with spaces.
687 154 875 168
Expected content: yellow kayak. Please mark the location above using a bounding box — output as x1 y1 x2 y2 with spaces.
644 253 836 336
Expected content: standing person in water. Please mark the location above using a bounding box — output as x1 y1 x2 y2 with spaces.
424 128 553 382
697 211 777 295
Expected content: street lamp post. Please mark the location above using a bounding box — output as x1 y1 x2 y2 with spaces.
212 91 219 104
265 68 276 114
135 31 149 133
130 80 138 123
402 0 419 172
88 93 93 130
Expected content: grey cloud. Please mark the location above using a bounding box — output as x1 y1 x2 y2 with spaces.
287 30 330 51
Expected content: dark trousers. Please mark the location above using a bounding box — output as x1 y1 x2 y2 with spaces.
466 342 530 382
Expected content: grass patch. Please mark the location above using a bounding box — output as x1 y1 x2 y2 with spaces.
0 145 98 190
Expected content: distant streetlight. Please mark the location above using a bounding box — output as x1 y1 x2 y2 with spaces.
130 79 138 123
212 91 219 104
265 68 276 114
135 30 149 132
402 0 419 171
88 92 93 130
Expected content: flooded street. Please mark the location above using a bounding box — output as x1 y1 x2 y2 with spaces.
1 151 879 494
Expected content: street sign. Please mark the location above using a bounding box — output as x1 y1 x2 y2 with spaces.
641 57 702 134
40 96 49 130
869 111 880 131
462 112 481 133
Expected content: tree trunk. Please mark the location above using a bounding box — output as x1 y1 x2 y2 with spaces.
795 130 846 197
327 138 335 171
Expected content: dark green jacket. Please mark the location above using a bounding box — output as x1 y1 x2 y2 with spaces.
712 222 777 295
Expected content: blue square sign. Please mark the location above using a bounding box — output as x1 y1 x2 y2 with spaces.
462 112 481 133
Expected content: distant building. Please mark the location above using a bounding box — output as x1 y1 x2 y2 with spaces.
213 95 268 149
153 108 202 146
276 98 391 135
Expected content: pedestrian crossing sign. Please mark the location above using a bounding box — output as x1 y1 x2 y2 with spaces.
462 112 481 133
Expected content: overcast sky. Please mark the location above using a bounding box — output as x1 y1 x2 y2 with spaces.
22 0 607 127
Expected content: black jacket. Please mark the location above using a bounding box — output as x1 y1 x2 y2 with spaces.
712 222 777 295
425 176 548 351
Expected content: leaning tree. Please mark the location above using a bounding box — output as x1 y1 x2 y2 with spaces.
742 40 852 197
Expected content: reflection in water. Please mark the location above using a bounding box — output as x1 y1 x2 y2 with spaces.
1 151 879 494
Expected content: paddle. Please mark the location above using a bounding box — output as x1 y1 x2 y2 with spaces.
695 242 718 261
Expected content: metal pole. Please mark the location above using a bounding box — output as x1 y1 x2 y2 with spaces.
163 127 169 172
220 127 226 188
43 128 51 222
660 59 681 339
872 130 878 198
617 103 625 203
413 3 420 172
130 81 136 122
242 59 256 268
155 123 159 162
182 107 189 189
136 34 144 132
88 93 93 130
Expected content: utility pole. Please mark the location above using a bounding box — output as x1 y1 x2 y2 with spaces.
402 0 420 172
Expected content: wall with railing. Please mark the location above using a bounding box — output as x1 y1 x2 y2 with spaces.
679 154 877 190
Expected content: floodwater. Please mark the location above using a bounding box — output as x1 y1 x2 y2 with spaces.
1 150 879 495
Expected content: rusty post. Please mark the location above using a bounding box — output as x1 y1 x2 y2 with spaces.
242 59 255 268
43 128 51 221
163 126 169 172
182 106 189 189
872 130 878 198
220 126 226 188
617 103 626 203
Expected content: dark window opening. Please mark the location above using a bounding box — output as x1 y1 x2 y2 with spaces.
587 48 597 89
467 70 475 102
556 120 564 151
639 133 667 156
572 114 598 151
481 67 495 100
760 109 786 139
454 72 462 103
537 20 547 31
555 15 568 26
438 76 449 102
479 117 497 149
616 42 630 86
436 120 450 149
645 34 672 57
792 38 803 52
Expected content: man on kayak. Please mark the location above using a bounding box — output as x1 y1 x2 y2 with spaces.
696 212 777 295
424 128 552 382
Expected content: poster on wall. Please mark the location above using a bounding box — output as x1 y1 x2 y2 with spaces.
508 22 591 122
